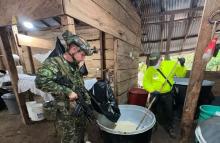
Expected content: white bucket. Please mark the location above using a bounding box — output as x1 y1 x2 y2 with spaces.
26 101 36 120
31 103 44 121
26 101 44 121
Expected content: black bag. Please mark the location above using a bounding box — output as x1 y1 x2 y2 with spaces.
79 63 88 76
48 38 65 58
89 80 121 122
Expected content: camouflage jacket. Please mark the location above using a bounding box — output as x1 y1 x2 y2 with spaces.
35 56 91 116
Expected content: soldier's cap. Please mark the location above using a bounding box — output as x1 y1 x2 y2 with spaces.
149 52 160 61
62 30 93 56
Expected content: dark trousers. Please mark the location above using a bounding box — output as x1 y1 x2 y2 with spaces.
151 92 174 129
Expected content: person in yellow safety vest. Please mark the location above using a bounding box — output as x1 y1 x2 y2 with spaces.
143 53 186 138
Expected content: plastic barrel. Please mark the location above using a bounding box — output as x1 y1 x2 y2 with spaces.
128 88 148 107
1 93 20 114
198 105 220 122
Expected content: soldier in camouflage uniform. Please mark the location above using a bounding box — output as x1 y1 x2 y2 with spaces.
35 30 93 143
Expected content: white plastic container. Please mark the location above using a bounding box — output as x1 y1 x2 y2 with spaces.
26 101 44 121
31 103 44 121
26 101 36 119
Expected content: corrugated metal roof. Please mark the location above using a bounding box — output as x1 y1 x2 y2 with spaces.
131 0 205 55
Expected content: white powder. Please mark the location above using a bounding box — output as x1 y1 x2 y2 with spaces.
113 121 137 132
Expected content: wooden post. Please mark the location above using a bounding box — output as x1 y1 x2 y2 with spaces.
27 46 35 74
11 17 27 73
179 0 220 142
0 48 6 70
25 32 36 74
0 27 30 124
100 31 106 80
24 32 35 74
61 15 76 34
113 38 118 98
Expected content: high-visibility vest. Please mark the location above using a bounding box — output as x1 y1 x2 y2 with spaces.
160 60 187 78
143 60 186 93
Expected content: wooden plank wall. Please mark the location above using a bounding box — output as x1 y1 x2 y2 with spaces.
114 39 139 104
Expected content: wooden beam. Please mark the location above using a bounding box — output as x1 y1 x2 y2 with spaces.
114 38 118 97
63 0 140 47
0 0 64 27
115 0 141 25
26 47 35 74
0 48 6 70
11 19 27 73
61 15 76 34
165 15 175 59
100 31 106 79
143 6 204 19
16 34 54 49
91 0 140 34
23 32 35 74
179 0 220 142
0 27 30 124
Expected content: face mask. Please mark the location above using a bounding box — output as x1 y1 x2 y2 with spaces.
79 63 88 76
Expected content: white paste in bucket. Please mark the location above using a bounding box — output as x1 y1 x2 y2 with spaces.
113 121 137 132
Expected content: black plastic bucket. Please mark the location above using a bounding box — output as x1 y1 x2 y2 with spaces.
0 88 9 110
174 78 215 118
97 105 155 143
101 129 152 143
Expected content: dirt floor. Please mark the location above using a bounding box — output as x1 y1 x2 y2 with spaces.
0 110 59 143
0 108 179 143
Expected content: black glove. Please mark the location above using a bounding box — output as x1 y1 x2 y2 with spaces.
178 58 185 67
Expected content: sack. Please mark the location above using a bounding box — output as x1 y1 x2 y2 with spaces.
43 101 57 121
89 80 121 122
48 38 65 58
79 63 88 76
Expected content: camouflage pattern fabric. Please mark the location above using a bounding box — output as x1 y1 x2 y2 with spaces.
35 56 90 143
